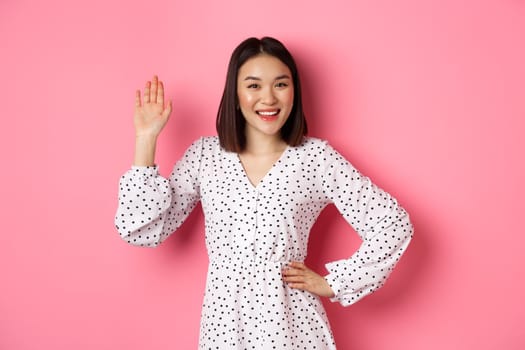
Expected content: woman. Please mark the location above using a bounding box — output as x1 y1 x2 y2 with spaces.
115 37 413 349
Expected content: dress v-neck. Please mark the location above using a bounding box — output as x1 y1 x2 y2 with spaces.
234 145 290 190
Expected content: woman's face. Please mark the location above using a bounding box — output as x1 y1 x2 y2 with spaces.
237 54 294 141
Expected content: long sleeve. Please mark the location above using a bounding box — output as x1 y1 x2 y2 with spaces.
320 142 413 306
114 138 203 247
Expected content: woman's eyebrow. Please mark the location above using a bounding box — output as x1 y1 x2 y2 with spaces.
275 74 291 80
243 74 291 81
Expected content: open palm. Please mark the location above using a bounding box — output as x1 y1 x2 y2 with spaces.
134 75 172 138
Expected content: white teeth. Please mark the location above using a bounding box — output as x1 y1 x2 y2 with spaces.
258 110 279 116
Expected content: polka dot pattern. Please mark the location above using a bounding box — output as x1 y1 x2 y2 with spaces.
115 136 413 349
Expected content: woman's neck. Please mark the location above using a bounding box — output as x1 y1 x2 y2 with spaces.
243 133 287 155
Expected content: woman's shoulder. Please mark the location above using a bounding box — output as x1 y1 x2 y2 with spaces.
196 135 237 158
294 137 348 162
295 136 329 151
186 136 220 149
179 136 220 159
302 136 327 145
200 135 220 146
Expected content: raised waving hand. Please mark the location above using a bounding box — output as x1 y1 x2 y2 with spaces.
134 75 172 138
133 75 172 166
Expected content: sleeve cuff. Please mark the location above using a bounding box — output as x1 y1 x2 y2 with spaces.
324 272 342 303
131 164 158 170
130 165 159 176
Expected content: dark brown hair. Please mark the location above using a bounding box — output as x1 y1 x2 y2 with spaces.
216 37 308 152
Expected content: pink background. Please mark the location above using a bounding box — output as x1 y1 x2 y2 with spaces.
1 0 524 349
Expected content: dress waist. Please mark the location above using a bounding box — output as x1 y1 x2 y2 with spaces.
209 255 303 268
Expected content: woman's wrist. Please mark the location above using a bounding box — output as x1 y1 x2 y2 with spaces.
133 135 158 166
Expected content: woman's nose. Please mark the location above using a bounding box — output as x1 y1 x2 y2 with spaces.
261 87 277 104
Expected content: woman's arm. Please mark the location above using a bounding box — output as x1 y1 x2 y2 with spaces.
321 141 414 306
114 76 201 247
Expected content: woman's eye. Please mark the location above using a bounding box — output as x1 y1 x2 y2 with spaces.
276 82 288 88
247 84 259 89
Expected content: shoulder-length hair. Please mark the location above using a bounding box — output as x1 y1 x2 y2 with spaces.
216 37 308 152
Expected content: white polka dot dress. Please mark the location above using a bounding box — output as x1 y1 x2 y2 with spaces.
115 136 413 349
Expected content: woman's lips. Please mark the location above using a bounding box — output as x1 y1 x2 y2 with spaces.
256 109 280 121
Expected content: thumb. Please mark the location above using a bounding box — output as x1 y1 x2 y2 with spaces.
162 100 172 119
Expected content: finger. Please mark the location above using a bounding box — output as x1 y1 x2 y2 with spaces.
287 261 308 273
288 261 307 270
288 282 307 290
162 100 172 119
157 81 164 106
144 81 151 103
283 275 305 283
135 90 142 107
282 269 305 279
150 75 158 103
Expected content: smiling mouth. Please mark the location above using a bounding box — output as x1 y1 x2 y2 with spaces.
256 109 280 116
